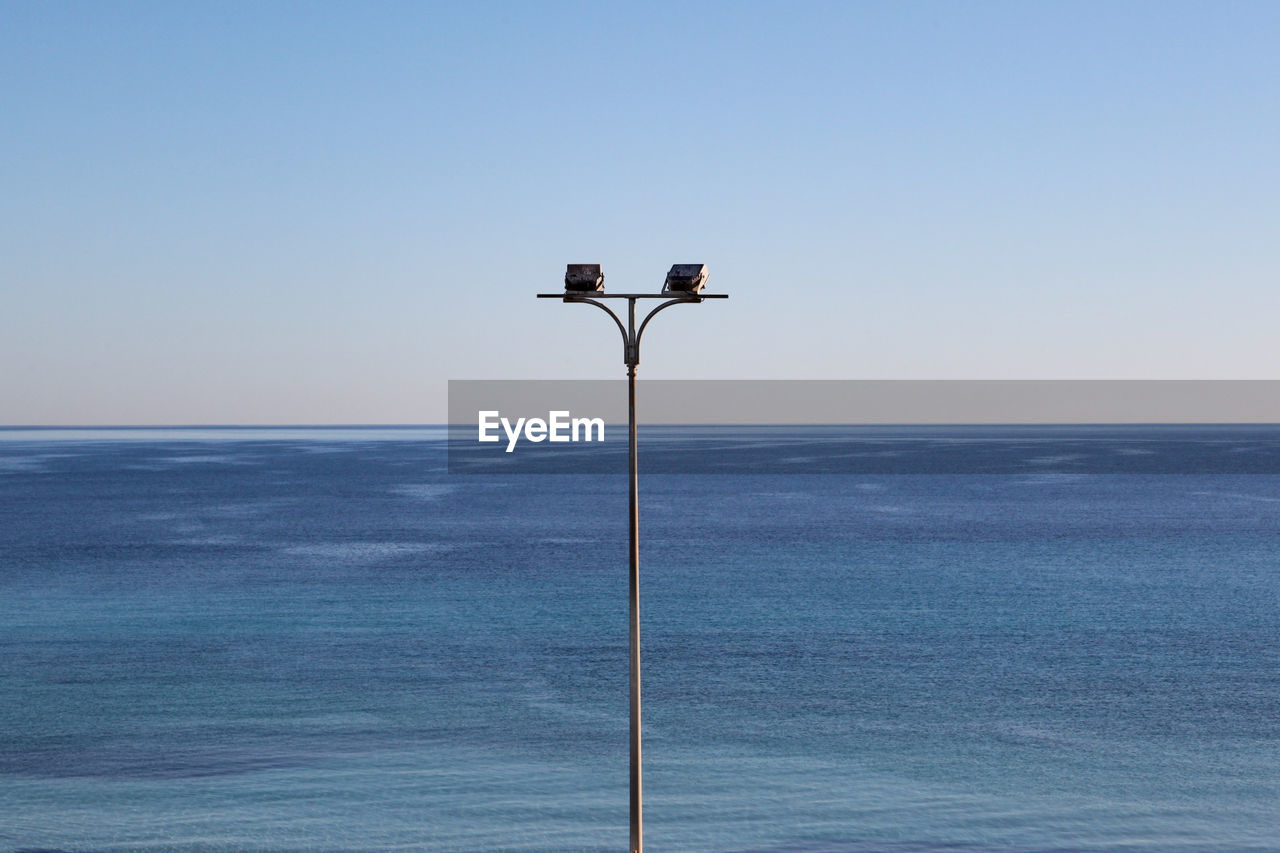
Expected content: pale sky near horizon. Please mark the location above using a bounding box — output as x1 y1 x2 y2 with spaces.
2 1 1278 425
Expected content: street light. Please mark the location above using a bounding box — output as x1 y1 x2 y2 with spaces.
663 263 708 294
564 263 605 292
538 265 726 853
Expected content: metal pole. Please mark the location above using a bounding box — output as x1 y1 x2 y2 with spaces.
627 362 643 853
537 288 725 853
627 300 643 853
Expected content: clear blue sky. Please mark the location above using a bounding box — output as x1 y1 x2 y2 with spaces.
2 1 1277 424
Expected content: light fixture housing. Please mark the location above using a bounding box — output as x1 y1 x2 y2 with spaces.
663 264 708 294
565 264 605 292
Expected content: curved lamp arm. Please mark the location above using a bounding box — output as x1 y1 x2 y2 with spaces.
635 298 700 358
542 292 723 368
564 296 629 363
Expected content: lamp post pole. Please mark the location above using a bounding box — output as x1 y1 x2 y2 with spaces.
539 273 725 853
627 352 641 853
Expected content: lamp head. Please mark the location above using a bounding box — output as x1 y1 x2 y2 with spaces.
564 264 605 292
663 264 708 294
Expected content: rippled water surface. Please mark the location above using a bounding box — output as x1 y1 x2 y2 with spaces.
2 428 1279 851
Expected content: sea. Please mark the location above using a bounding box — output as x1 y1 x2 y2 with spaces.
2 426 1279 852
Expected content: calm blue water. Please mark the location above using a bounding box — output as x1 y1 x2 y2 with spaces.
2 428 1279 851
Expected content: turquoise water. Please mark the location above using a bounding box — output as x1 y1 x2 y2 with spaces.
2 429 1279 851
